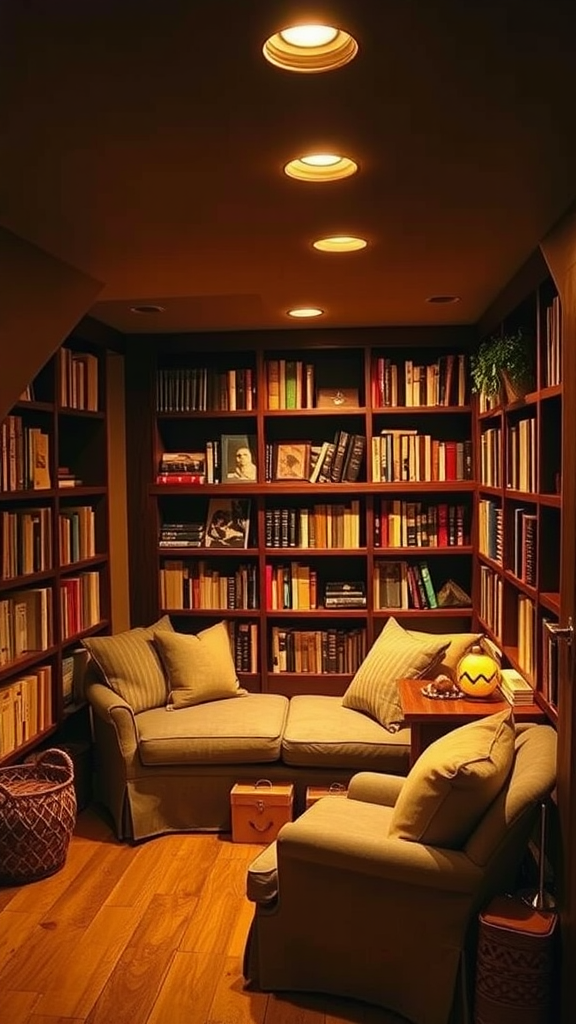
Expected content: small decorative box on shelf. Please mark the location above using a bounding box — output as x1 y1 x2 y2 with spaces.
230 780 294 843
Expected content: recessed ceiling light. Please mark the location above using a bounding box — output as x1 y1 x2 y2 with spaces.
130 304 165 314
313 235 368 252
284 154 358 182
426 295 461 304
263 24 358 73
287 307 324 318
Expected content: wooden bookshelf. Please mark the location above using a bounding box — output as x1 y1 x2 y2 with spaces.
125 327 478 698
0 325 113 764
473 271 562 724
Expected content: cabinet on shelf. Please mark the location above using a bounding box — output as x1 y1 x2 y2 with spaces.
134 330 477 698
0 326 114 764
473 273 562 724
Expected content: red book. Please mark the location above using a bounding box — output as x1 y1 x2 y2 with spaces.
156 473 205 485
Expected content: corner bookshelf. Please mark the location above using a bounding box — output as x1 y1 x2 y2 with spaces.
0 327 112 765
129 328 478 698
473 272 562 725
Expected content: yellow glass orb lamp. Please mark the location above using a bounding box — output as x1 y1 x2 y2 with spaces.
456 643 500 699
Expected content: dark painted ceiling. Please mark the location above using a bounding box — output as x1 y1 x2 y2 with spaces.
1 0 575 335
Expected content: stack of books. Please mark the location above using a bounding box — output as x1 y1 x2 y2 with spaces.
156 452 205 485
498 668 534 706
159 521 205 548
324 581 366 609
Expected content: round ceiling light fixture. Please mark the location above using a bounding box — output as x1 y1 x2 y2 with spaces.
263 23 358 73
129 304 166 314
284 153 358 182
286 306 324 319
312 235 368 252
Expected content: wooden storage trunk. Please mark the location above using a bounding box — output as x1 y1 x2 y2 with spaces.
305 783 348 808
230 780 294 843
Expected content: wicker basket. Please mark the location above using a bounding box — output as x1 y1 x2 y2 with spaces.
0 747 77 885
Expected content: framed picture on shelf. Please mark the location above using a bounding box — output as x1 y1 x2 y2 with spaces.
205 498 251 548
221 434 258 482
275 442 311 481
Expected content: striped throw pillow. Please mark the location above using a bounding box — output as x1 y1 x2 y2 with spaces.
341 616 450 731
82 615 174 713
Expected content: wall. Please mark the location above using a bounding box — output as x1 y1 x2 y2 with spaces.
0 227 102 420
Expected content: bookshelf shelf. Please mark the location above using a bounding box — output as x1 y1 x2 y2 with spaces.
0 326 113 764
473 270 563 723
128 330 478 696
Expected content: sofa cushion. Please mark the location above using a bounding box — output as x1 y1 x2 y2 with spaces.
82 615 173 714
341 617 450 730
388 708 515 848
407 628 482 682
282 695 410 774
154 621 248 708
136 692 289 765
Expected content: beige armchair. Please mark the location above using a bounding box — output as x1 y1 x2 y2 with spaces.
244 717 557 1024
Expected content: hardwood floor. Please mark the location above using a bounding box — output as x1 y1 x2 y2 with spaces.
0 806 410 1024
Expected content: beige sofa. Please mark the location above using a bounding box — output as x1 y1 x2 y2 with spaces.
83 616 480 842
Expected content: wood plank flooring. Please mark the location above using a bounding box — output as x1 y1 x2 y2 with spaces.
0 806 409 1024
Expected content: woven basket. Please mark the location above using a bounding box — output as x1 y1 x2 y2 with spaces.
0 747 77 885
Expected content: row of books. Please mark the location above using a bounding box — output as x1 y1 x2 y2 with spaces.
159 560 258 610
59 506 96 565
1 507 53 580
230 621 258 674
270 625 367 674
263 433 366 485
478 499 503 563
517 594 536 677
265 359 316 410
0 417 51 492
373 560 441 610
374 500 468 548
371 434 473 483
371 353 468 408
512 507 537 587
0 665 53 757
264 502 361 549
159 521 206 548
478 565 503 639
60 572 101 639
479 427 502 488
507 417 536 493
156 366 256 412
324 582 366 608
60 348 99 411
0 587 52 666
543 296 562 388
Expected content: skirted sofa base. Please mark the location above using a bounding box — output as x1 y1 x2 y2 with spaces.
86 684 411 842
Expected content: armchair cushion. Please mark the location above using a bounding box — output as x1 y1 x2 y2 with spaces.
389 707 515 847
154 621 248 709
82 615 173 713
341 616 450 730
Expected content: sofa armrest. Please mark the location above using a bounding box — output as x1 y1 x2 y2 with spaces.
85 680 139 759
347 771 405 808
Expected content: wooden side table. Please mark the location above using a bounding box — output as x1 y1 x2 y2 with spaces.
398 678 545 766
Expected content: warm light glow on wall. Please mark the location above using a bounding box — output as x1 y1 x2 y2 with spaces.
284 154 358 182
263 24 358 73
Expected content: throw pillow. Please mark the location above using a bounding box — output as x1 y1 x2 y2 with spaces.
82 615 174 713
154 620 248 709
389 708 515 848
406 629 482 682
341 616 450 731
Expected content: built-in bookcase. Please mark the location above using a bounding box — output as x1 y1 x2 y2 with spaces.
0 329 112 763
474 273 562 724
126 329 478 699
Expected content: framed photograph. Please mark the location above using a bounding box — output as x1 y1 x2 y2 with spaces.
221 434 258 482
275 442 311 481
205 498 251 548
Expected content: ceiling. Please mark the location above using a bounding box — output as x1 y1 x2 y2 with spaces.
1 0 575 336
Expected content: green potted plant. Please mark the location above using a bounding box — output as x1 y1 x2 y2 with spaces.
470 329 534 403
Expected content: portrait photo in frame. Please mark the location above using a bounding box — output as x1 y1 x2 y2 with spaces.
204 498 251 548
221 434 258 482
